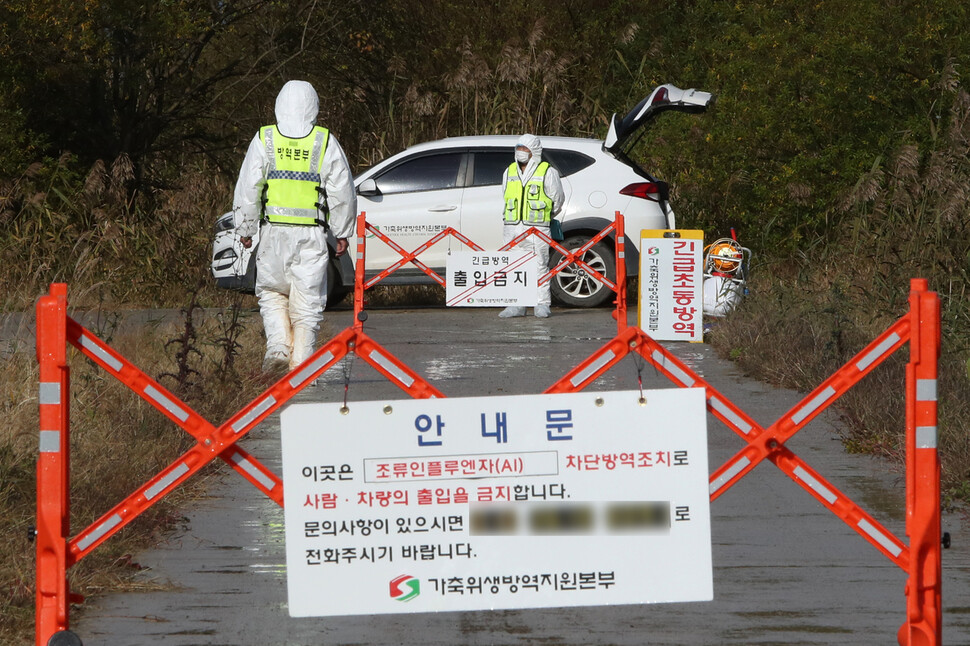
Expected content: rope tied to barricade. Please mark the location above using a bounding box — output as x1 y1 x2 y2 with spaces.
340 347 357 413
629 346 648 404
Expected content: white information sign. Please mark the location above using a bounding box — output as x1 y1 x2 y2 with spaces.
638 230 704 342
280 389 712 617
445 250 537 307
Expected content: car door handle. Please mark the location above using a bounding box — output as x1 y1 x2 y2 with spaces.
428 205 457 212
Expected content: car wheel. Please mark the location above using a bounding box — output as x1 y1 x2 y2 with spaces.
550 235 616 308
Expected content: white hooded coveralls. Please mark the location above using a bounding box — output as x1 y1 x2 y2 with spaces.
502 134 564 308
233 81 356 368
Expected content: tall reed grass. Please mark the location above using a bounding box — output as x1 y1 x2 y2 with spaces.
0 154 237 311
355 20 601 168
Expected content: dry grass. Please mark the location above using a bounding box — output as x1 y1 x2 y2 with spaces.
0 301 267 644
707 266 904 451
708 259 970 506
0 156 237 311
357 19 598 168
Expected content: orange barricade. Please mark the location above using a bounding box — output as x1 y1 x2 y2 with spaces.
542 277 941 645
35 210 940 646
33 216 444 645
361 210 627 326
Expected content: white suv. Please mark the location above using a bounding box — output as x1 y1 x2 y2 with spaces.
211 84 712 307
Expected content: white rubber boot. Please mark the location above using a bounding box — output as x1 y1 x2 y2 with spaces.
260 291 293 372
499 306 526 318
291 327 317 369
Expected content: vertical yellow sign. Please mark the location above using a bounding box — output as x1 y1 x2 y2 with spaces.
638 230 704 341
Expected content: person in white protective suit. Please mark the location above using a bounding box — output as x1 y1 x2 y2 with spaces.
233 80 356 371
498 134 564 318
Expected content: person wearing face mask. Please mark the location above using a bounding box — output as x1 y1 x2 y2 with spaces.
498 134 565 318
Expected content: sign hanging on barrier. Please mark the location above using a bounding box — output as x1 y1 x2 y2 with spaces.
280 388 712 617
445 250 537 307
638 230 704 342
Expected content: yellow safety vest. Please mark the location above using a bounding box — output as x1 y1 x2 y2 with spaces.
259 125 330 226
503 161 553 225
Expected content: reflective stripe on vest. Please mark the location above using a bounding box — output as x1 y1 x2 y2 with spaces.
260 125 330 225
503 161 553 225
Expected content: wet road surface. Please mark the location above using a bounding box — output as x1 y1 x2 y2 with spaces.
71 306 970 645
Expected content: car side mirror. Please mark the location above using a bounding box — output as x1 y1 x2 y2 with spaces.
357 179 380 197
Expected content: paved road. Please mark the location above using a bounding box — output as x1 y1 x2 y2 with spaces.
71 306 970 645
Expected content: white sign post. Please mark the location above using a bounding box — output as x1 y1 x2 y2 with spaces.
280 389 712 617
445 250 537 307
638 230 704 342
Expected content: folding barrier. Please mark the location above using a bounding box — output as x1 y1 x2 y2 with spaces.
543 277 941 645
362 210 628 328
35 210 940 646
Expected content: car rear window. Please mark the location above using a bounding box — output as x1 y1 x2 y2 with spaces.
543 149 595 176
375 152 463 194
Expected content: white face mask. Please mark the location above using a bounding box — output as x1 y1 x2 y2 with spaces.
515 150 531 164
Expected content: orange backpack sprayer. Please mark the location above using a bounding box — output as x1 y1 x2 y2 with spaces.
702 228 750 317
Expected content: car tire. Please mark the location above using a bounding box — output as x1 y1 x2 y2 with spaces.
550 235 616 308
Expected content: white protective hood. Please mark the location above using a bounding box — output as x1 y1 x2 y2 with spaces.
275 80 319 138
516 133 542 182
